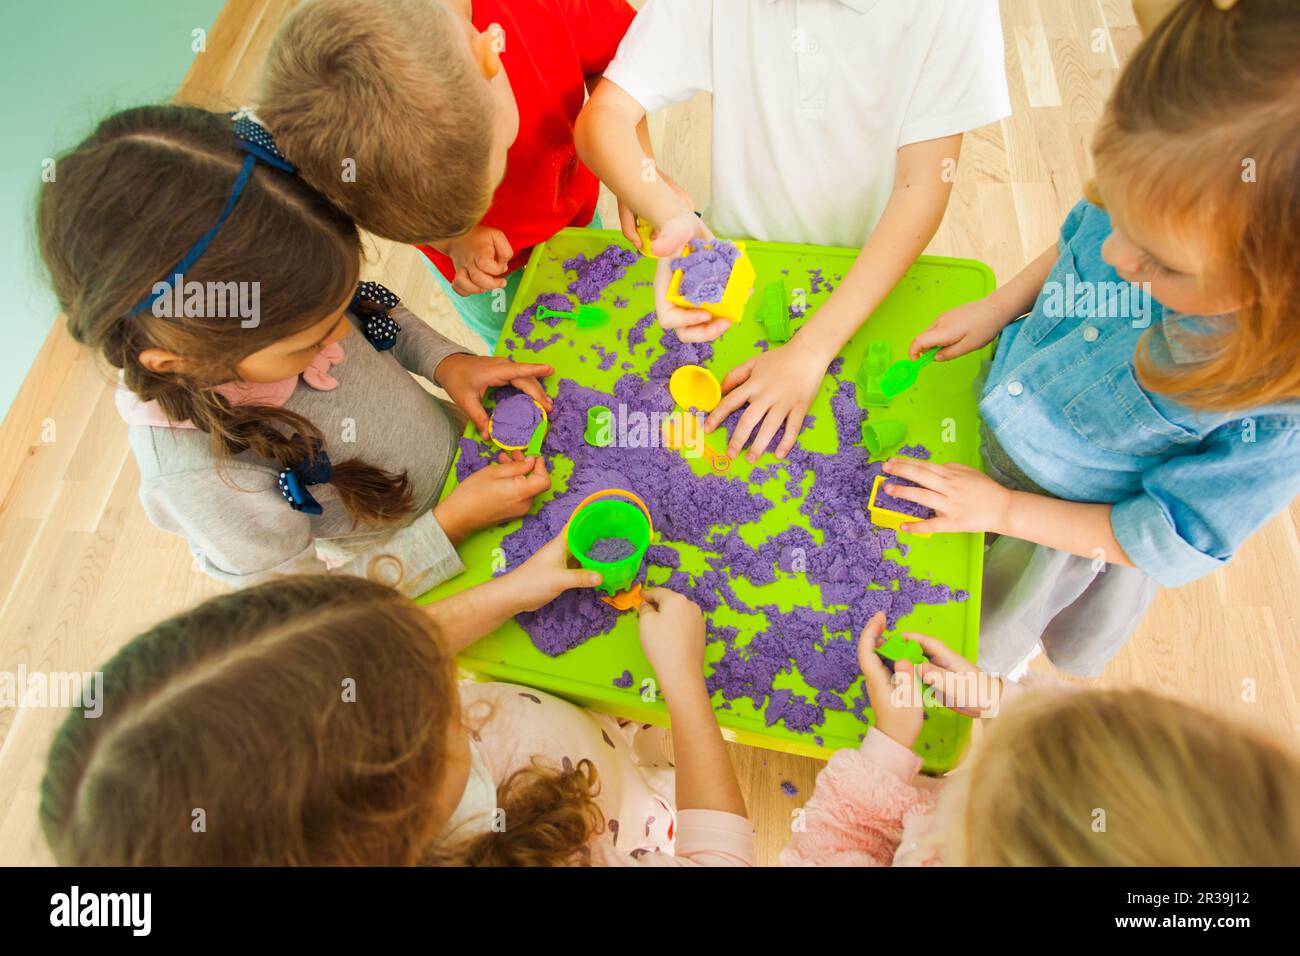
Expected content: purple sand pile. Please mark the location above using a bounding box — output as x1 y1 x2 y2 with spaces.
563 245 639 304
898 444 931 460
671 241 741 304
613 295 630 308
512 293 572 351
613 670 634 689
780 781 799 797
587 537 637 562
627 311 657 353
874 477 935 520
491 393 542 447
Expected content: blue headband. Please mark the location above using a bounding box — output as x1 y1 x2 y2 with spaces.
128 112 296 317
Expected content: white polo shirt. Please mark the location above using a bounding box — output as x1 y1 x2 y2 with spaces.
603 0 1011 249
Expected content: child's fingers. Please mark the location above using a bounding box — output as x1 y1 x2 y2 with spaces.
883 482 944 512
908 325 958 360
903 632 970 671
674 317 732 342
746 407 787 463
855 611 888 673
704 365 756 432
716 358 758 398
773 402 810 460
618 203 640 248
491 457 539 479
489 230 514 266
658 305 716 331
725 400 769 459
509 375 553 412
465 263 505 289
882 457 947 490
899 516 952 535
452 268 485 296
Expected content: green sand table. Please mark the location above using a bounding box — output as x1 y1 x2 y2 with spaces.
419 228 995 772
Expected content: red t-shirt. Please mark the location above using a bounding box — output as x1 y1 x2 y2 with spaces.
418 0 635 282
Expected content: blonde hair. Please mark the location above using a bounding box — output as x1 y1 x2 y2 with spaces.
259 0 496 243
944 687 1300 866
1091 0 1300 410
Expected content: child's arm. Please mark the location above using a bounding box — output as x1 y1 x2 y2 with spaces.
423 532 603 653
879 458 1134 567
703 134 963 462
636 587 747 817
781 612 932 867
908 244 1059 361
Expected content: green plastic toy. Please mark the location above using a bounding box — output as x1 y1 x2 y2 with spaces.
585 406 613 447
566 493 653 596
876 632 927 665
758 278 792 343
880 347 940 399
537 304 611 330
861 419 907 456
525 415 548 457
856 340 892 407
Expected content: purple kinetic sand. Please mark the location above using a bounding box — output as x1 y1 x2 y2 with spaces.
613 295 630 308
671 241 741 304
587 537 637 562
563 245 638 304
491 393 541 446
780 781 799 797
628 311 657 352
613 670 634 689
827 357 845 377
512 293 572 351
898 444 932 460
874 477 935 520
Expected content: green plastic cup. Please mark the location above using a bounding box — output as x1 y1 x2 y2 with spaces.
861 419 907 456
585 405 613 447
567 499 652 595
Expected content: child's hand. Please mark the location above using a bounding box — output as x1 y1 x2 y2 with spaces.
652 213 732 342
880 458 1014 535
497 531 603 613
617 171 695 251
907 633 1004 718
703 339 825 461
432 454 550 545
636 587 707 692
444 225 514 295
433 353 554 435
908 296 1015 362
857 611 924 748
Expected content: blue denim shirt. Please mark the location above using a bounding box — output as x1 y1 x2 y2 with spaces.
981 200 1300 587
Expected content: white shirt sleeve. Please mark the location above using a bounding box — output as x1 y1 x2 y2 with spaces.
601 0 714 113
899 0 1011 146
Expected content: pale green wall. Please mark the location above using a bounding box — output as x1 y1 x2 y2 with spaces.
0 0 224 417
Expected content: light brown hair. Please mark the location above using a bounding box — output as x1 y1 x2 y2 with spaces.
1093 0 1300 410
40 575 603 866
260 0 496 244
37 104 414 525
949 686 1300 866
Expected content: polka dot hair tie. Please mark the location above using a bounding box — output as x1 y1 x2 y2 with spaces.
277 439 332 515
351 281 403 352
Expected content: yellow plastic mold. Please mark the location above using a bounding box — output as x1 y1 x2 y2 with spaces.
868 475 932 538
666 240 756 325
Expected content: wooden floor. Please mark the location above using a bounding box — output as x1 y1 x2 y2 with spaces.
2 0 1296 867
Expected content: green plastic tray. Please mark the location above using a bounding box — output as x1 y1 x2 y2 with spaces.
419 228 995 773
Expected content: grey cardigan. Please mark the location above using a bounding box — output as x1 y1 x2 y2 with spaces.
127 304 470 596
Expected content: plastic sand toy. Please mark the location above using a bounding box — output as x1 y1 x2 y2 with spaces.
565 489 654 605
662 413 730 474
758 278 792 343
585 406 613 447
524 414 548 457
635 217 657 259
668 364 721 413
536 303 611 330
488 394 547 451
880 347 940 399
868 474 933 538
667 239 756 325
856 340 892 407
861 419 907 456
876 632 927 665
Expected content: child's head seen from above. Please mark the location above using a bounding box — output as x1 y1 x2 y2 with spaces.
260 0 518 245
37 104 413 525
1090 0 1300 409
40 575 603 866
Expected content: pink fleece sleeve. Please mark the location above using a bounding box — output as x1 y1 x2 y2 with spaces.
595 810 755 867
779 729 932 867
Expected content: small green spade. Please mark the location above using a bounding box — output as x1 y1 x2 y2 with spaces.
536 304 611 330
876 633 928 665
880 347 940 398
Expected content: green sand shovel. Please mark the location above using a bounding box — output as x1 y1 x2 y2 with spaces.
880 347 940 399
876 633 928 666
536 304 611 330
